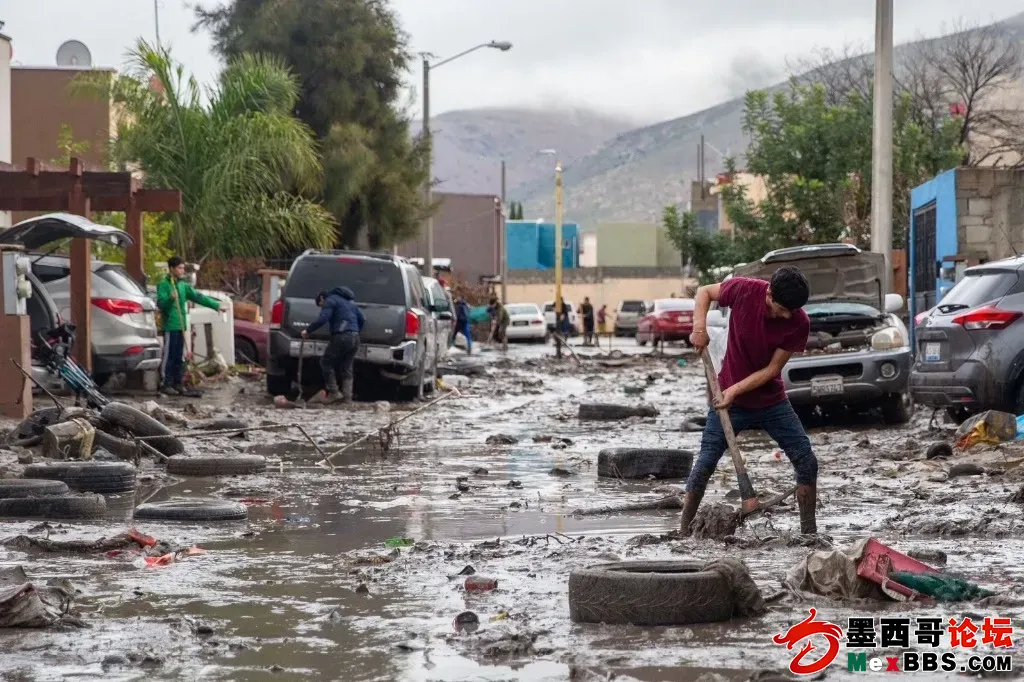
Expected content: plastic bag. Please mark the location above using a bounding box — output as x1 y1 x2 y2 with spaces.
955 410 1017 450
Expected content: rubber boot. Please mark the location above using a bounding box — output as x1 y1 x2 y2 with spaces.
679 491 705 536
341 378 353 404
796 483 817 535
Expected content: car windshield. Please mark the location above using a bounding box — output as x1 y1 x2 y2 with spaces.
508 304 539 315
804 302 881 319
620 301 643 312
937 270 1019 313
655 299 694 311
285 258 405 306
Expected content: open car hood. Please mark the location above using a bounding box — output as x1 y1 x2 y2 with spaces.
0 213 134 250
733 244 884 311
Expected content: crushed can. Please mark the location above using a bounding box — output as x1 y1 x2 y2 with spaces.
464 575 498 592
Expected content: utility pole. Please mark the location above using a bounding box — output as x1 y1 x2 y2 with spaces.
500 160 508 352
154 0 161 47
871 0 894 294
422 57 433 277
554 160 564 360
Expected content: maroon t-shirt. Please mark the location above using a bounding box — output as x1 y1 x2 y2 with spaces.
718 277 809 409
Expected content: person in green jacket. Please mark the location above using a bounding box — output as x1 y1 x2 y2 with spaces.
157 256 221 397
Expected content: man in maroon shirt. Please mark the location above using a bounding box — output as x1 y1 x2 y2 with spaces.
683 267 819 535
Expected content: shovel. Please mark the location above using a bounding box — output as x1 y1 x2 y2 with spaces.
699 348 796 518
292 338 306 409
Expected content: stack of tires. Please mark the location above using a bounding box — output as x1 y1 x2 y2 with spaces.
0 461 138 520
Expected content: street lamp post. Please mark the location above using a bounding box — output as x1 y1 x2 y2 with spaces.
539 149 564 359
421 40 513 277
870 0 894 294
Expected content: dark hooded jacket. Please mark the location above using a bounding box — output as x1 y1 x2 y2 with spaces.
307 287 365 335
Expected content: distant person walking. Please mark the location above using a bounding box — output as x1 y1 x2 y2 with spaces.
157 256 221 398
489 297 510 345
452 296 473 354
597 304 609 335
302 286 364 404
581 297 596 345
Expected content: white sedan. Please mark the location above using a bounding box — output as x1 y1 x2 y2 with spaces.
505 303 548 342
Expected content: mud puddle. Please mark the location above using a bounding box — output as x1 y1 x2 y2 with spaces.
3 340 1024 680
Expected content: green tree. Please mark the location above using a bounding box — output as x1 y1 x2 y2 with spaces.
92 212 174 283
508 201 524 220
662 206 740 284
195 0 431 250
721 82 964 254
51 124 92 167
77 39 335 262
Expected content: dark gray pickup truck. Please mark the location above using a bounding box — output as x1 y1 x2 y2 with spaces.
266 250 450 399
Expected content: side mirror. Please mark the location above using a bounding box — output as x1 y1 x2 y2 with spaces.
438 311 454 321
884 293 904 313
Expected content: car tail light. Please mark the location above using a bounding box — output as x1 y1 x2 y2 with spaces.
123 346 144 356
405 311 420 338
91 298 143 316
531 319 542 325
952 306 1022 330
270 300 283 329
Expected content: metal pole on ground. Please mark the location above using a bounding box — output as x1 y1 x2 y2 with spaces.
500 160 508 352
554 161 564 360
870 0 894 294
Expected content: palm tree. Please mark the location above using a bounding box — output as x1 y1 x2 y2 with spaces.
80 39 335 262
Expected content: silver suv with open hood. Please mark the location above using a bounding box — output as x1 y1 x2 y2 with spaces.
706 243 912 423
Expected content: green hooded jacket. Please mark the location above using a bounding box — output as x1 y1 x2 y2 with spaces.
156 274 221 332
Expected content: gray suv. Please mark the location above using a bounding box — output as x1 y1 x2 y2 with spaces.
707 244 912 424
912 256 1024 423
266 250 450 399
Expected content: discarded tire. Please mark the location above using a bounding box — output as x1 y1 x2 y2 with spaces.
568 561 733 626
134 498 248 522
578 404 659 421
101 402 184 457
0 494 106 520
597 448 694 480
24 462 137 494
0 479 70 498
92 429 139 461
166 455 268 477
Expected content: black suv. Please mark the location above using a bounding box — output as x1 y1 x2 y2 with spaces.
266 250 450 399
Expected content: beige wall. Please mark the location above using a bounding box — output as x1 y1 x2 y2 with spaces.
712 172 768 235
506 276 695 312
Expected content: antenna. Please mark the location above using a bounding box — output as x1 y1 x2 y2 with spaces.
55 40 92 67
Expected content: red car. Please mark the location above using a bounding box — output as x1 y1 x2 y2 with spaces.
234 319 269 366
636 298 695 346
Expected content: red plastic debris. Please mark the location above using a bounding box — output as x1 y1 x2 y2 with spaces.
464 576 498 592
145 553 175 567
129 528 158 548
856 538 940 601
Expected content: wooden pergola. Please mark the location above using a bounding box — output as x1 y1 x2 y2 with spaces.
0 157 180 400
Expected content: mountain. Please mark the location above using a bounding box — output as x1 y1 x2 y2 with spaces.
510 10 1024 229
417 108 636 197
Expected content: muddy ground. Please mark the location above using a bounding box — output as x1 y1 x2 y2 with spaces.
2 340 1024 681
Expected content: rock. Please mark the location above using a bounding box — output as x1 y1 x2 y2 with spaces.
196 624 214 636
926 442 954 460
102 654 128 668
486 434 518 445
948 463 985 478
907 549 948 567
16 450 32 465
373 401 391 413
548 467 573 477
691 503 740 539
355 584 370 594
506 480 522 488
472 467 489 476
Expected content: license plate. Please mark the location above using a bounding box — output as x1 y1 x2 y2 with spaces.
810 375 844 397
512 321 528 326
924 342 941 362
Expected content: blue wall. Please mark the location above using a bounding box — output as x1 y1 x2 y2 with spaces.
507 221 580 270
909 168 958 347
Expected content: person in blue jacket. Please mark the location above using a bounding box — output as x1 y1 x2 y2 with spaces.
301 286 364 404
451 296 473 354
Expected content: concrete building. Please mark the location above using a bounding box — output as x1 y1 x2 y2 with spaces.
0 32 12 227
398 192 501 283
909 167 1024 318
11 66 114 224
710 172 769 235
690 180 718 231
591 222 680 267
505 220 580 271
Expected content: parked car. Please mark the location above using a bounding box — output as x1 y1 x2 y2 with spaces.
30 255 161 386
635 298 695 346
911 256 1024 423
234 319 269 366
266 250 448 399
614 299 649 336
543 300 579 334
0 213 146 389
505 303 548 342
423 276 454 358
707 244 912 424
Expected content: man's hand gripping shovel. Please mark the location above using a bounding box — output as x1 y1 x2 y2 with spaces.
699 348 796 519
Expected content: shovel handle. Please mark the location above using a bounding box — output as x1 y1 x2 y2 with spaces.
700 349 757 504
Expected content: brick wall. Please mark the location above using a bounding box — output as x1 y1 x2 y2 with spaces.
956 168 1024 263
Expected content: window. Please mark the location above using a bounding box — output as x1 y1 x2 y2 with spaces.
620 301 644 312
913 202 937 303
429 281 450 311
406 268 426 309
285 258 406 306
937 271 1019 313
507 304 539 315
96 266 146 295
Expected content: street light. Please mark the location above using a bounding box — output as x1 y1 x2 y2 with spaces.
421 40 513 276
539 149 565 359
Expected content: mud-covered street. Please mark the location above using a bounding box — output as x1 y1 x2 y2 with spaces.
3 341 1024 681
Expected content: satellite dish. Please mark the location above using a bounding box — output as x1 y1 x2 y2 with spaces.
55 40 92 67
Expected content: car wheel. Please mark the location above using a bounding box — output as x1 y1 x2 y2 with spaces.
636 333 647 347
424 356 438 395
881 392 912 425
235 337 259 366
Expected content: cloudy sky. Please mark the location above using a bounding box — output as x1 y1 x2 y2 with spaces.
3 1 1022 124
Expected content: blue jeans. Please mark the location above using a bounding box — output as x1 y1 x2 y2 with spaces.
685 400 818 494
161 331 185 387
452 320 472 352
